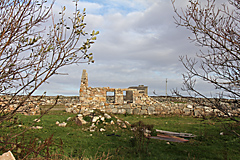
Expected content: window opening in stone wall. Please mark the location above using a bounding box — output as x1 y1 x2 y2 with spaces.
123 91 127 103
126 90 133 103
139 90 145 94
106 91 115 103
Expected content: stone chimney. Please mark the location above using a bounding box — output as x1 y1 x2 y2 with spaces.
80 69 88 87
79 69 88 98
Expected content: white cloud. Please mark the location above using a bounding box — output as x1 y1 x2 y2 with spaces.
34 0 224 97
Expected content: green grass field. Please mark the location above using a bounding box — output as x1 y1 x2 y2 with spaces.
1 110 240 159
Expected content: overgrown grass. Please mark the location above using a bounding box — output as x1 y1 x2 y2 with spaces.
1 111 240 159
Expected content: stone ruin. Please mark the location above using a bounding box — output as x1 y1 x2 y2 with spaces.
79 69 150 108
79 69 159 115
76 69 240 117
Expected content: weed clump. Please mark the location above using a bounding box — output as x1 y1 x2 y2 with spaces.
130 121 154 153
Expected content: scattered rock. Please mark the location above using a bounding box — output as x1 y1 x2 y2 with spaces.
31 126 43 129
90 127 96 132
125 121 131 126
33 119 40 122
36 126 43 129
117 119 122 123
110 120 115 125
58 122 67 127
121 123 127 129
100 128 106 132
100 117 105 121
66 108 73 113
0 151 16 160
92 116 99 123
104 113 111 119
75 117 83 126
187 105 193 109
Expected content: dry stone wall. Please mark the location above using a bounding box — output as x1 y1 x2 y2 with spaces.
76 69 240 117
65 96 240 117
0 95 79 115
1 95 239 117
1 69 239 117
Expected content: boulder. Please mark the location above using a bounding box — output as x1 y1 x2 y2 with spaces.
65 108 73 113
0 151 16 160
118 109 126 114
140 110 147 115
183 108 191 116
194 109 202 117
104 113 111 119
73 109 79 114
100 128 106 132
133 108 140 115
126 108 133 114
110 120 115 125
92 116 99 123
148 106 155 115
187 105 193 109
121 123 127 129
112 108 118 114
100 117 105 121
58 122 67 127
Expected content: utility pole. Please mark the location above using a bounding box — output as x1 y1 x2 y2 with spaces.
166 78 168 96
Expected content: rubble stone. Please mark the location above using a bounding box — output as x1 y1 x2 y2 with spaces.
0 151 16 160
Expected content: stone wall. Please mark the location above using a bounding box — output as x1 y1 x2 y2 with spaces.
76 69 240 117
1 69 239 117
0 95 79 115
65 96 240 117
1 94 239 117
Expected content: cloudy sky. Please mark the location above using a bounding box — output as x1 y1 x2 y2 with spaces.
34 0 222 96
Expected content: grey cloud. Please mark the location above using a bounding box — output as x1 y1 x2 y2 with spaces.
34 0 219 97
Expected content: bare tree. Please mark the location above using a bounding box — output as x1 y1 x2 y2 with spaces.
0 0 99 157
171 0 240 120
0 0 98 120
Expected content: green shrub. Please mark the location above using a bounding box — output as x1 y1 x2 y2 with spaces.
83 116 92 122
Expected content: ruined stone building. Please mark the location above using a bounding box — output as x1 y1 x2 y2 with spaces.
79 69 150 108
77 69 240 116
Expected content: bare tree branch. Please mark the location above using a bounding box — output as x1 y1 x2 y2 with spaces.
171 0 240 122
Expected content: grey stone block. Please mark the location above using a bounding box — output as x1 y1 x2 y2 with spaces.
126 109 133 114
112 108 118 114
148 106 155 115
133 108 140 115
140 110 147 115
141 105 148 110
